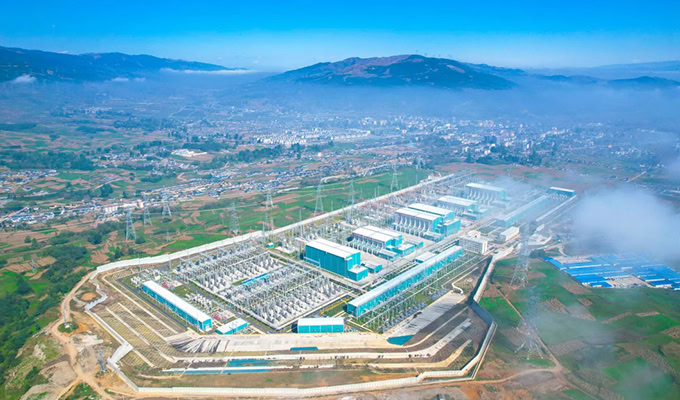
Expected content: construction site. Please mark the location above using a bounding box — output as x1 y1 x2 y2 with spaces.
75 170 578 397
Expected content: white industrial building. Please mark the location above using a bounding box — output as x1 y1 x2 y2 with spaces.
499 226 520 243
459 230 489 254
465 182 507 204
437 195 478 214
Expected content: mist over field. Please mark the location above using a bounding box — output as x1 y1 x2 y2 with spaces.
572 186 680 262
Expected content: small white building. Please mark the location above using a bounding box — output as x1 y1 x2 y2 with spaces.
499 226 520 243
459 231 489 254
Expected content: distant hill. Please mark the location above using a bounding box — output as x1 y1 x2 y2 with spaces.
530 60 680 80
0 46 239 82
607 76 680 89
536 74 680 89
271 55 517 90
272 55 680 91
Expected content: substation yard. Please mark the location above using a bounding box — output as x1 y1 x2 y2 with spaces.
78 171 575 396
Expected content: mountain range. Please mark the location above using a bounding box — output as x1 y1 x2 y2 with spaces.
272 55 680 90
270 54 517 90
2 46 679 90
0 46 237 82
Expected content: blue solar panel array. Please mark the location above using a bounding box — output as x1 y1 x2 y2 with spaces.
545 254 680 290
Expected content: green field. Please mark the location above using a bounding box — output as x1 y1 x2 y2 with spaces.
484 258 680 399
479 296 520 328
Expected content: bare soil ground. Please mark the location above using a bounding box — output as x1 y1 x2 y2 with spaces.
562 281 591 295
543 298 567 314
604 312 632 325
577 297 593 306
273 193 299 204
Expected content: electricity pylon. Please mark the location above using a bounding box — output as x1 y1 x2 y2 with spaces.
161 194 172 218
142 194 152 226
510 224 533 287
346 178 356 223
390 164 400 192
125 208 137 241
229 202 240 233
314 178 324 214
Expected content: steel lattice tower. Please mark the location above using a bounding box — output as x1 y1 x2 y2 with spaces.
390 164 399 192
30 254 39 273
265 188 274 231
161 194 172 218
515 288 544 360
510 224 533 287
142 194 152 226
229 202 240 233
314 178 324 214
125 208 137 241
346 178 356 223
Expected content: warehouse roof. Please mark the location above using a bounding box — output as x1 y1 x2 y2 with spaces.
349 245 463 309
297 317 344 327
395 207 440 222
353 225 401 243
216 318 248 334
496 195 550 223
306 238 358 259
142 280 212 323
466 182 505 192
408 203 452 218
550 186 575 193
438 195 477 207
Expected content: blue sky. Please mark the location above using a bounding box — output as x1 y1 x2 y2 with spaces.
1 1 679 70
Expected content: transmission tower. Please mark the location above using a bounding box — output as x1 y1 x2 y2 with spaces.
390 164 400 192
161 194 172 218
30 254 39 273
229 202 240 233
346 178 356 223
314 178 324 214
264 188 274 232
515 289 544 360
142 194 152 226
125 208 137 241
510 224 533 287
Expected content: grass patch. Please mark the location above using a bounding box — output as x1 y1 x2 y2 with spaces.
480 296 521 328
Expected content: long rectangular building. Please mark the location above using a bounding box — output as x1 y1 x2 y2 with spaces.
142 280 213 331
408 203 455 220
305 238 367 281
351 225 415 260
437 195 479 214
495 195 551 227
352 225 402 248
465 182 507 203
346 245 464 317
217 318 248 335
393 204 460 240
296 317 344 333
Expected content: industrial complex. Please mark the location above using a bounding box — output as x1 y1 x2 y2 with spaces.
75 171 589 396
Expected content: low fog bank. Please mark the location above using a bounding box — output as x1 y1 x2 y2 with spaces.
237 80 680 127
571 186 680 264
666 156 680 181
1 75 679 127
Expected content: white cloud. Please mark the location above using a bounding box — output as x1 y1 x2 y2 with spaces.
110 77 130 82
573 186 680 261
11 74 36 84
